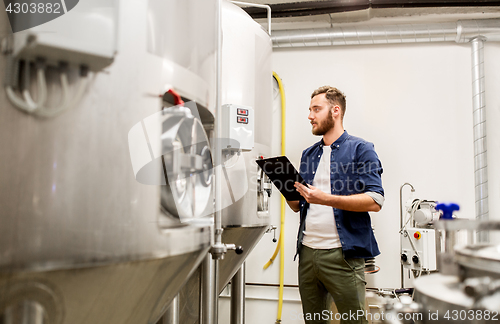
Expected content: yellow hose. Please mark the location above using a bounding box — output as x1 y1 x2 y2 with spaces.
263 232 280 270
265 71 285 323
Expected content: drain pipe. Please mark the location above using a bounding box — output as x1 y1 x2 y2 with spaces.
271 18 499 233
471 37 489 243
230 262 246 324
201 254 215 324
161 295 179 324
4 301 46 324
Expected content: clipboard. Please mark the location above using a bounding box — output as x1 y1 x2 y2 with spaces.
256 156 308 201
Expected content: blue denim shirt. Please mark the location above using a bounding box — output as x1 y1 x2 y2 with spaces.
296 131 383 260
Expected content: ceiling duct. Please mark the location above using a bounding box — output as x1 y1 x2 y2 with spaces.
244 0 500 19
271 18 500 47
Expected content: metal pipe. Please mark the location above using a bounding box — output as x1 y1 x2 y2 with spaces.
271 18 500 48
471 37 489 243
162 294 179 324
434 218 459 276
230 1 271 35
4 300 46 324
213 258 220 324
272 22 457 47
212 0 223 323
214 0 223 254
457 19 500 43
201 254 215 324
399 183 414 289
230 262 246 324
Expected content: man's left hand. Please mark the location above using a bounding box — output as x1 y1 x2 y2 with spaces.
294 182 327 205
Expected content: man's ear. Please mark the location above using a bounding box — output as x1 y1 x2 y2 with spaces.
331 105 340 117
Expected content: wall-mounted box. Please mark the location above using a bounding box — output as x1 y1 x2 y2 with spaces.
12 0 118 71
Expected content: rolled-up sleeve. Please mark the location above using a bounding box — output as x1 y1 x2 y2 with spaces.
356 142 384 197
365 191 385 208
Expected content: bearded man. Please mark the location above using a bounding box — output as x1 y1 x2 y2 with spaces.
287 86 384 324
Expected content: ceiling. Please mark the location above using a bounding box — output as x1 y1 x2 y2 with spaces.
232 0 500 30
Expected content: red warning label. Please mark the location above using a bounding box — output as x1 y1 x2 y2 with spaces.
237 116 248 124
237 108 248 116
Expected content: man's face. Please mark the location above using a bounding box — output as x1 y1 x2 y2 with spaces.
308 93 335 136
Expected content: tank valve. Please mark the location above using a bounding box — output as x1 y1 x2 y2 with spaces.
211 243 244 259
435 202 460 219
225 243 244 255
266 225 277 243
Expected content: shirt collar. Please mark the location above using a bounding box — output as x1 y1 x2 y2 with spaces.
319 130 349 149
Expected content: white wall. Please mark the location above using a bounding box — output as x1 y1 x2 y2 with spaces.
220 40 500 324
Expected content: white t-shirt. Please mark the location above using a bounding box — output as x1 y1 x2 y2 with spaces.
302 145 342 249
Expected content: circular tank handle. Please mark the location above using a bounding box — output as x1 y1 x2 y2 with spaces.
235 246 244 255
435 203 460 219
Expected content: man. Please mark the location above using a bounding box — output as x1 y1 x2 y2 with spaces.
287 86 384 324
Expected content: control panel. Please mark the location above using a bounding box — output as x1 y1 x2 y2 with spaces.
401 227 437 271
222 104 254 151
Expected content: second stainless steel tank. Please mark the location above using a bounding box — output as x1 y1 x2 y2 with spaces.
218 0 273 290
176 2 273 323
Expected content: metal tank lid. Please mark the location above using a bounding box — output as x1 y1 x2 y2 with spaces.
456 244 500 278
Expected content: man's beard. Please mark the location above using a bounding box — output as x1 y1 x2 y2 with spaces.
312 110 334 135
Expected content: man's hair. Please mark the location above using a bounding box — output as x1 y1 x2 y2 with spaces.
311 86 346 120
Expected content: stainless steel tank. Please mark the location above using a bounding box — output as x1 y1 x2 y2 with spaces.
413 221 500 323
218 0 273 293
413 251 500 323
0 0 217 323
368 221 500 324
176 2 273 323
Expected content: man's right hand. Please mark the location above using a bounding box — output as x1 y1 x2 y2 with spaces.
287 200 300 213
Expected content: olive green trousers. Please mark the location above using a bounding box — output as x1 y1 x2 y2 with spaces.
298 245 367 324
